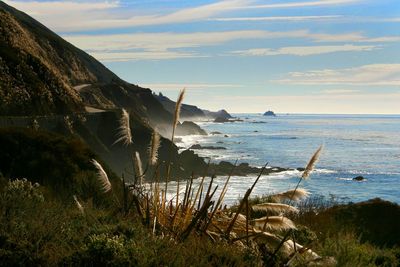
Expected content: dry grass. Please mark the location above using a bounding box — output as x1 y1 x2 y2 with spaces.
113 108 132 146
148 131 160 166
91 159 112 193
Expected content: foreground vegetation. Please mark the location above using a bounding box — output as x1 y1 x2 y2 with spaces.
1 177 399 266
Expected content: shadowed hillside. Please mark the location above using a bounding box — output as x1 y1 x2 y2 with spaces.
0 2 212 178
0 1 170 126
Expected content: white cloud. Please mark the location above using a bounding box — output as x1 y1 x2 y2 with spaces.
63 29 398 61
212 15 343 22
4 0 250 32
231 44 378 56
64 30 270 61
91 51 206 62
321 89 361 94
4 0 119 14
65 30 268 52
275 64 400 86
4 0 368 32
234 0 362 9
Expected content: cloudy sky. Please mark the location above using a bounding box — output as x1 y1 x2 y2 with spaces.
5 0 400 114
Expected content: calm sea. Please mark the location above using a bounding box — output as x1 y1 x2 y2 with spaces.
171 114 400 206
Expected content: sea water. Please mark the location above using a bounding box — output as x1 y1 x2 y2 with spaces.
171 114 400 206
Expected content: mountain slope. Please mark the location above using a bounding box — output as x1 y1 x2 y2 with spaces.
0 1 170 124
0 2 210 179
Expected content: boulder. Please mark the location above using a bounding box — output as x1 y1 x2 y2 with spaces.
353 176 365 181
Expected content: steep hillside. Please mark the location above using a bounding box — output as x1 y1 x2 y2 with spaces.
154 92 206 119
0 2 208 179
0 1 170 124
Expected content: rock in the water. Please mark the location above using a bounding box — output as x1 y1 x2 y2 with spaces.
210 131 222 135
264 110 276 116
214 117 230 123
176 121 207 136
353 176 365 181
204 109 232 119
189 144 226 150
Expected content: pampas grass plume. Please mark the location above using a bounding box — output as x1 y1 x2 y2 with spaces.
91 159 112 193
134 151 144 185
173 89 185 129
302 145 323 179
114 108 133 146
148 131 160 166
73 195 84 214
253 216 296 231
252 203 299 214
271 188 310 202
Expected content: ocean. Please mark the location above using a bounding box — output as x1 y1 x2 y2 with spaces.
170 114 400 206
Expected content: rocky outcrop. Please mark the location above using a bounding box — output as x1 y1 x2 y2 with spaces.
189 144 226 150
176 121 207 136
263 110 276 116
153 93 206 119
154 93 233 121
204 109 233 119
214 117 230 123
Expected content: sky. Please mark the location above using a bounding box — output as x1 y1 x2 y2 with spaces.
5 0 400 114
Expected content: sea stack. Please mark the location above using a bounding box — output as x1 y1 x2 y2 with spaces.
263 110 276 117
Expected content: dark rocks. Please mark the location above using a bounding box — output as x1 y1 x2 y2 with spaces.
189 144 226 150
154 93 206 119
264 110 276 117
214 117 230 123
214 117 243 123
210 131 222 135
204 109 232 119
353 176 365 181
176 121 207 136
209 161 290 176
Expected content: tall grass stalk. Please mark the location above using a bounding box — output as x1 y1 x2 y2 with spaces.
113 108 133 146
91 159 111 193
164 88 185 210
